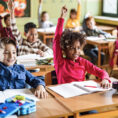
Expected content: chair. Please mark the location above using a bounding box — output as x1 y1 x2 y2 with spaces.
108 41 118 78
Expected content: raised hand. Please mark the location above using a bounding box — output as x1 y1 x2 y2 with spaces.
60 6 68 19
78 0 81 4
7 0 14 11
7 0 15 19
39 0 43 4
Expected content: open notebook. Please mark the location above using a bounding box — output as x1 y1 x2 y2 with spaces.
48 80 111 98
0 89 39 103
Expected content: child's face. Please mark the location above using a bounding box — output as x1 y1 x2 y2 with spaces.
5 16 10 27
3 44 16 66
86 18 95 30
26 28 38 43
65 41 81 61
42 13 49 22
70 13 77 19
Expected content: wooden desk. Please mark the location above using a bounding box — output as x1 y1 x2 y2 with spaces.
47 78 118 118
26 65 55 85
86 39 116 68
19 97 72 118
97 25 116 34
38 31 55 44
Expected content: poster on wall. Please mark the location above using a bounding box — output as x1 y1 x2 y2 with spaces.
0 0 30 17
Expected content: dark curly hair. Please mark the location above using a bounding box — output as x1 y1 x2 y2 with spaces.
60 30 86 51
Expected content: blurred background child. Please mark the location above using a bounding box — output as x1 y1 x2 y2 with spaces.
82 15 111 64
38 0 54 28
0 13 15 39
65 0 81 30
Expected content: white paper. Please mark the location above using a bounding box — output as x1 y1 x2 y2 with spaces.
2 89 39 102
17 54 53 67
48 80 111 98
37 26 56 33
87 36 105 41
0 91 6 103
48 83 88 98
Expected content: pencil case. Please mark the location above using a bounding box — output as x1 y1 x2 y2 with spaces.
6 95 36 116
0 102 20 117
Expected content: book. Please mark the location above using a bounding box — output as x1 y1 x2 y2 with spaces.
48 80 111 98
0 89 39 103
17 54 53 67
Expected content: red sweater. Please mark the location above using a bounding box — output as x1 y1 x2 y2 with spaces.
53 18 109 84
0 17 15 40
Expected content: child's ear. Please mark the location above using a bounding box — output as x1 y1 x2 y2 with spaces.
24 32 27 37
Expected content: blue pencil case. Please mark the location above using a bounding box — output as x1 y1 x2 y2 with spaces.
6 95 36 116
0 102 20 117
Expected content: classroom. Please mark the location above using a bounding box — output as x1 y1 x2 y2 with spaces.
0 0 118 118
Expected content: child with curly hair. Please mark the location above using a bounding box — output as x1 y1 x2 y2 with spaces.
53 6 111 87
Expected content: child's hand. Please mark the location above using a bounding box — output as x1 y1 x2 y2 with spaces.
78 0 81 4
60 6 68 18
35 85 48 99
37 50 44 57
100 79 111 89
39 0 43 4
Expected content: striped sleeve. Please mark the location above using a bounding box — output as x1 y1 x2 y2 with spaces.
38 40 53 56
10 18 23 46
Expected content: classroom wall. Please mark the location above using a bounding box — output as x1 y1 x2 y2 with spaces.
16 0 102 34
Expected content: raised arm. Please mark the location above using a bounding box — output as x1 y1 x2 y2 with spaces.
76 0 81 22
38 0 42 26
53 6 67 65
8 0 23 46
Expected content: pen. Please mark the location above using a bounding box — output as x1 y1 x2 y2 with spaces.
84 85 97 88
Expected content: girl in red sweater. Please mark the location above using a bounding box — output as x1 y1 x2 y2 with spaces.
53 6 111 88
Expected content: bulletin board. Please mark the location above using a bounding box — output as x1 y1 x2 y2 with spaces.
0 0 30 17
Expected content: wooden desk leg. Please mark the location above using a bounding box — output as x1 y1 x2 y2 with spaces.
43 35 47 44
98 46 101 67
74 113 80 118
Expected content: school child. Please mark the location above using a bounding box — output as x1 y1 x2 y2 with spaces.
0 37 48 98
0 14 15 40
8 0 53 56
65 0 81 29
110 39 118 69
82 16 111 64
38 0 54 28
53 6 111 87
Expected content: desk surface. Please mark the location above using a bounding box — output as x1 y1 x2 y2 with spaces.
47 78 118 114
86 39 116 45
19 97 72 118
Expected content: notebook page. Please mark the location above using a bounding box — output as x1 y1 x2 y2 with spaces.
72 80 109 93
3 89 39 101
0 91 6 103
48 83 88 98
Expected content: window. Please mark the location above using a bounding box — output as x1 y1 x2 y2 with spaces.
102 0 118 17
